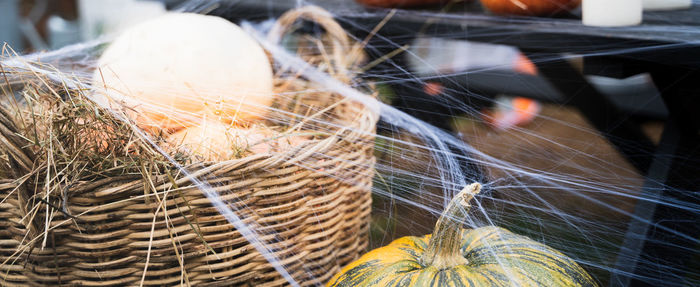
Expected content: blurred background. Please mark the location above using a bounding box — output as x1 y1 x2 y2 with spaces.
0 0 174 52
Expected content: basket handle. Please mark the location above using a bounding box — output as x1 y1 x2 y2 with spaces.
267 5 357 75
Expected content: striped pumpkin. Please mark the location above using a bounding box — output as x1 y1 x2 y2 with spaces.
328 183 598 287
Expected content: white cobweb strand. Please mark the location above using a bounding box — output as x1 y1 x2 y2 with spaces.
244 21 469 201
1 38 106 90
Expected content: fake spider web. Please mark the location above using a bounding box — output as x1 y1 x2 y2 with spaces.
1 0 699 286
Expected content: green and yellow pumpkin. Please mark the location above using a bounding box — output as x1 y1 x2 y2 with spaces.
328 183 598 287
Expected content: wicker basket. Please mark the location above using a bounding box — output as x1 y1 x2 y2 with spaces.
0 6 376 287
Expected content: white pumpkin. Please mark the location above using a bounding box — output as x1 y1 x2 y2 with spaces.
93 12 273 131
169 121 307 161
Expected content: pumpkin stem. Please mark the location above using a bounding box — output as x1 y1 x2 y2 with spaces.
420 182 482 269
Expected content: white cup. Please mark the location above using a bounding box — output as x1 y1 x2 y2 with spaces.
643 0 692 11
583 0 643 27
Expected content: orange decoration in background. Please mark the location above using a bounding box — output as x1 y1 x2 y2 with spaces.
483 96 541 130
423 81 445 96
481 0 581 16
514 54 538 75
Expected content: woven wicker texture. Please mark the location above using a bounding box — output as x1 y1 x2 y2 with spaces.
0 6 376 287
